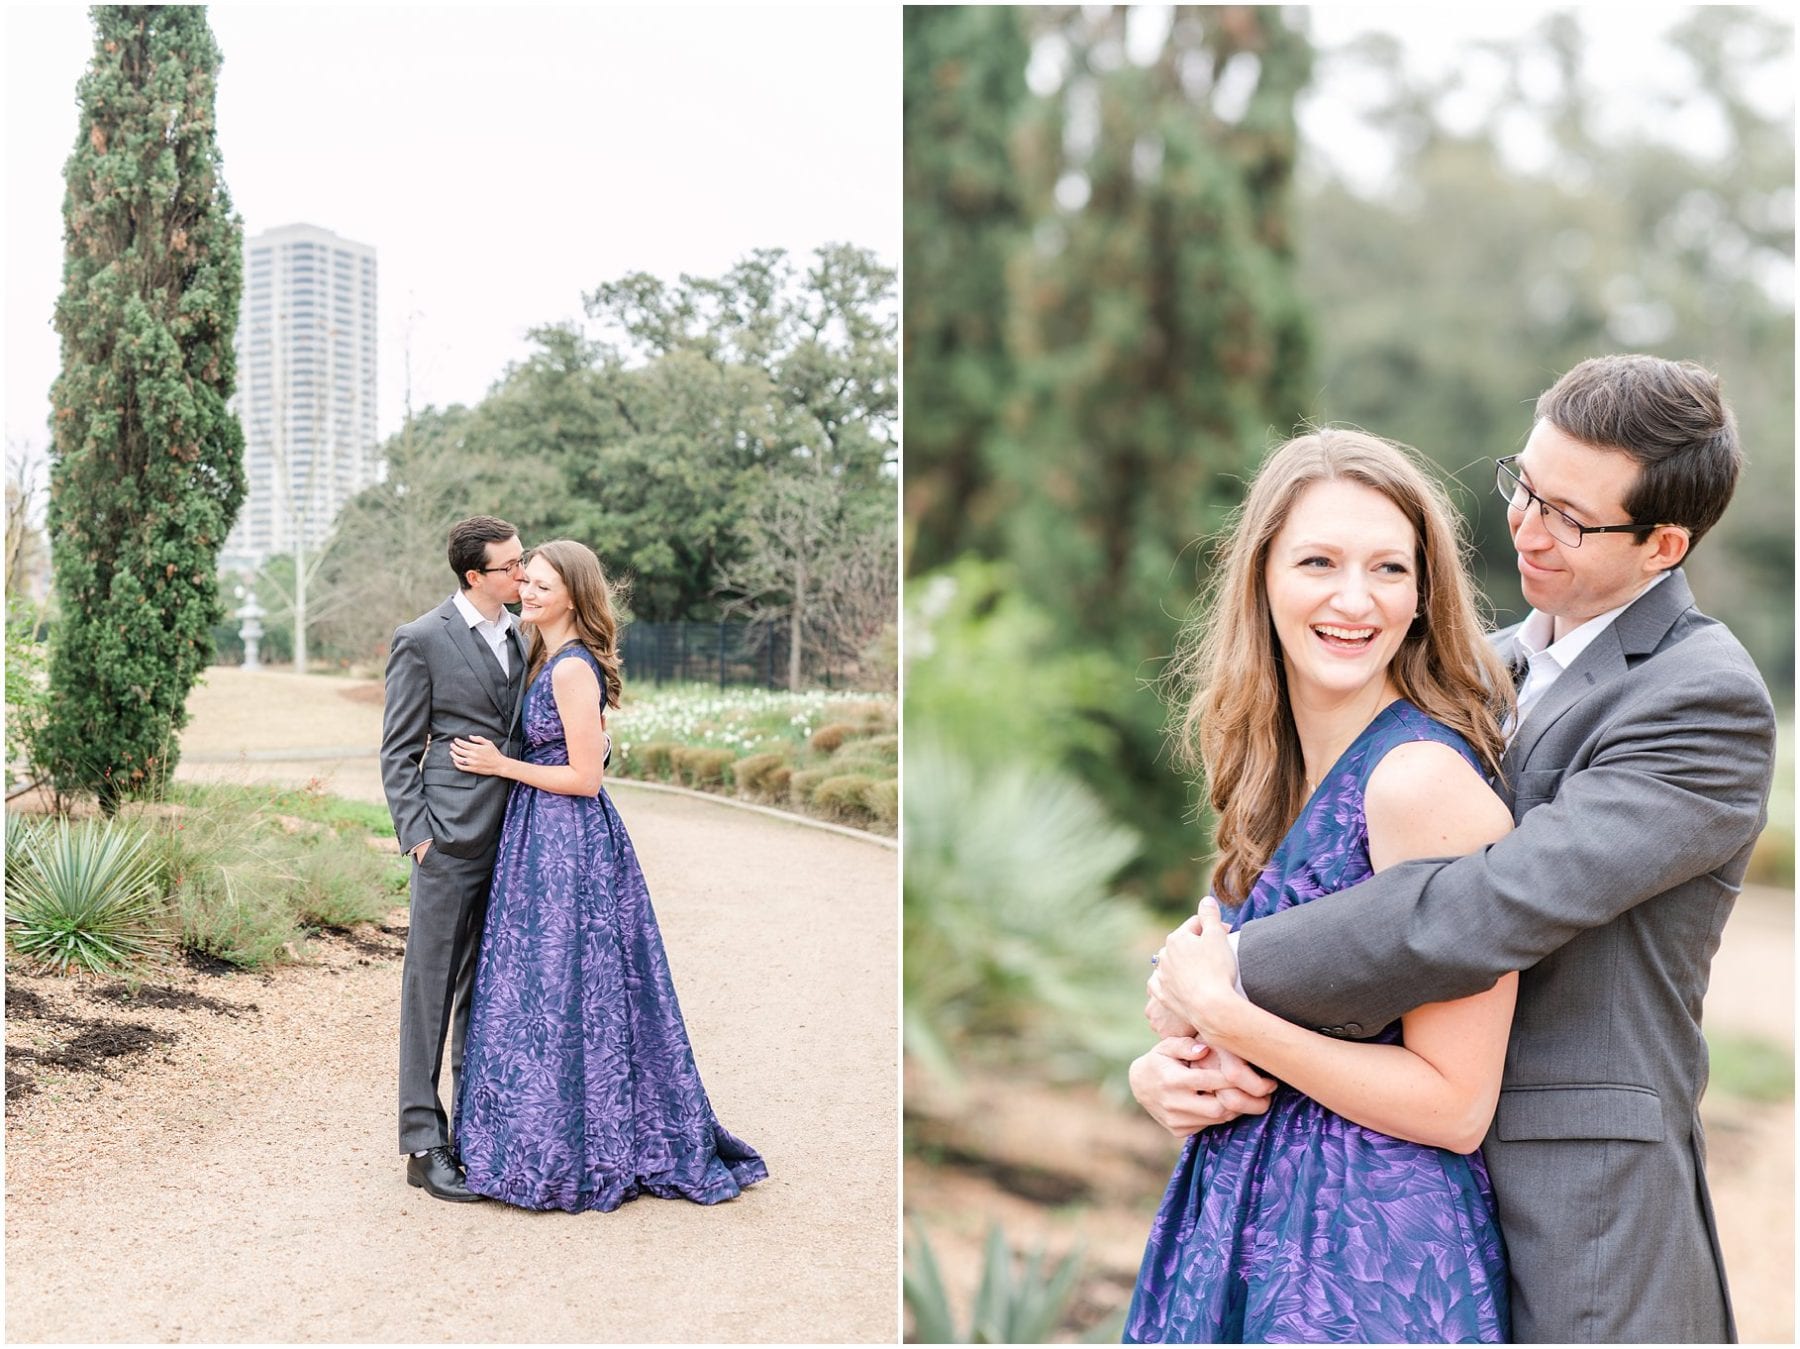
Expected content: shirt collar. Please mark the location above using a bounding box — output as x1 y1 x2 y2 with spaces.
1516 569 1670 668
452 589 514 633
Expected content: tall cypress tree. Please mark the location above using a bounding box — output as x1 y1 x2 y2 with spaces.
901 5 1030 573
42 6 244 812
1003 6 1313 654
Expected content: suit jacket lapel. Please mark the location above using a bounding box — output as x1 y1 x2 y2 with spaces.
1500 568 1695 777
443 604 512 720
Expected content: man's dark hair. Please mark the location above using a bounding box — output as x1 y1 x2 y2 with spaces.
447 515 519 590
1535 354 1741 549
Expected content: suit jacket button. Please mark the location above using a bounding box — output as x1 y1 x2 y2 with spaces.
1343 1023 1362 1037
1323 1025 1341 1036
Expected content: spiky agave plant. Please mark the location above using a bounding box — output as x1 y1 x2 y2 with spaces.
905 1219 1106 1344
6 817 169 972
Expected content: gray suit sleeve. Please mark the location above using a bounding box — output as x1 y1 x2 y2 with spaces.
1238 659 1775 1032
379 624 433 854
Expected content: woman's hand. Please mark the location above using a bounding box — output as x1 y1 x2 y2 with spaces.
1129 1036 1278 1139
450 734 511 778
1148 898 1248 1045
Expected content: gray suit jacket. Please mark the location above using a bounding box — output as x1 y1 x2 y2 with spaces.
379 596 525 860
1237 569 1775 1343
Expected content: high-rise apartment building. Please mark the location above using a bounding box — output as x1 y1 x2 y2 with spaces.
224 223 378 571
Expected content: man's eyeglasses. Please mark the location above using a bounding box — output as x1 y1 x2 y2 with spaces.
479 559 526 576
1494 457 1660 549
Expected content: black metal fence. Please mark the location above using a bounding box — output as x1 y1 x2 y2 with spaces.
622 621 796 689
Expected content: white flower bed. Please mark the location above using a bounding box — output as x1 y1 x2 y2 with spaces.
610 684 891 757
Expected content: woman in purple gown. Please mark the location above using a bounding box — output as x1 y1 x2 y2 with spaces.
1127 431 1518 1342
447 539 766 1213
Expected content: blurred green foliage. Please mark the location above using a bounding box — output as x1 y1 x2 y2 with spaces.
1300 9 1794 688
1706 1031 1795 1104
905 1220 1120 1344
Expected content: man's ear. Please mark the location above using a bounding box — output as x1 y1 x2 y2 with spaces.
1646 524 1691 574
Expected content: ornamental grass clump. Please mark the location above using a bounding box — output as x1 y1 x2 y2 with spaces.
863 779 899 828
814 774 879 824
789 768 831 808
731 751 790 799
5 817 170 973
808 723 859 753
636 742 680 782
290 835 406 929
672 747 736 788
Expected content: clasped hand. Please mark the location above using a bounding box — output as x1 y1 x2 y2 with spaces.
1134 898 1275 1136
1147 897 1244 1043
1129 1037 1277 1139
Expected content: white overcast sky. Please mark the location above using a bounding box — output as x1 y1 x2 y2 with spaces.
4 4 900 466
5 4 1789 483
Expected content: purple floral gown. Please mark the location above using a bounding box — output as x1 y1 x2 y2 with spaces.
1126 700 1509 1344
456 643 767 1212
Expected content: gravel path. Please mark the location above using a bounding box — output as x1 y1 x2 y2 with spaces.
6 670 899 1343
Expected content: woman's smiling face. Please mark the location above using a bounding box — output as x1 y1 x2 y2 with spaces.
1263 478 1419 705
517 555 570 627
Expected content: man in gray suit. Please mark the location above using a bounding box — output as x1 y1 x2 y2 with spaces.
1136 355 1776 1341
380 515 527 1202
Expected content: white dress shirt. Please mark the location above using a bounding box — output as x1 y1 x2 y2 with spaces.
452 589 515 676
1509 570 1668 734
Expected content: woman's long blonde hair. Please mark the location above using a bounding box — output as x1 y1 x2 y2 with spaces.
523 539 625 709
1169 428 1512 906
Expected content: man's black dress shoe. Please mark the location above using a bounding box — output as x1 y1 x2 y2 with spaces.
407 1145 483 1202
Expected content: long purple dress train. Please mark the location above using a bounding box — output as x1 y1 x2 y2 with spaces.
456 642 767 1212
1126 700 1508 1343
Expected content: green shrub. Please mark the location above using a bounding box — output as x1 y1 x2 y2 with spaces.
175 868 299 970
814 773 879 823
672 746 736 788
6 818 171 973
5 599 50 783
732 751 790 798
762 764 793 801
290 836 404 928
136 790 301 970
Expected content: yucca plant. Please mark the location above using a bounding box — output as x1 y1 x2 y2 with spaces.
906 1220 1101 1344
6 817 170 972
904 739 1148 1088
5 811 38 891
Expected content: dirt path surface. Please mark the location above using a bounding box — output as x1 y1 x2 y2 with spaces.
7 670 900 1343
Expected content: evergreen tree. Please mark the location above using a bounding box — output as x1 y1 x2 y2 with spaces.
1004 6 1313 653
902 5 1031 573
42 6 244 812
